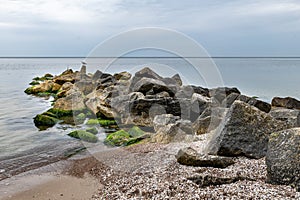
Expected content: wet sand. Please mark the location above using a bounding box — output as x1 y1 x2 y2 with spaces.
1 175 100 200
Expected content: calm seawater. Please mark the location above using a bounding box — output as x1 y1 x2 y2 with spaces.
0 58 300 175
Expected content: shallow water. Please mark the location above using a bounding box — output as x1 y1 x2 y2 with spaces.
0 57 299 178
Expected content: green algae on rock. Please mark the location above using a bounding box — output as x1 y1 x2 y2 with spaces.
68 130 98 143
86 127 98 135
104 130 131 146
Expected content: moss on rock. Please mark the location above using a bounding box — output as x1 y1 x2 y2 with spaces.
128 126 144 137
86 118 117 127
68 130 98 143
33 114 59 127
104 130 131 146
99 119 117 126
86 127 98 135
29 81 40 86
86 119 99 125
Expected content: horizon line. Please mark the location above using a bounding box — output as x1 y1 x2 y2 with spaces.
0 56 300 59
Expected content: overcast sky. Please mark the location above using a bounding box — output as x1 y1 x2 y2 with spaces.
0 0 300 57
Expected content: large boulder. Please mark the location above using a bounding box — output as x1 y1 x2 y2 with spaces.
176 147 234 168
269 108 300 128
25 80 61 94
126 98 182 126
85 89 115 118
271 97 300 110
53 91 86 111
175 85 209 99
114 71 132 81
266 128 300 191
74 80 95 95
190 93 211 121
193 107 228 135
206 100 288 158
132 77 175 97
53 71 79 85
56 82 74 98
223 94 271 113
152 114 193 143
209 87 240 104
130 67 163 89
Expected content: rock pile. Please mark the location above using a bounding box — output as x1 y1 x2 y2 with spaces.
25 66 300 192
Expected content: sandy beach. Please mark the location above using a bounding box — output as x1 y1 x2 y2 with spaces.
1 136 299 200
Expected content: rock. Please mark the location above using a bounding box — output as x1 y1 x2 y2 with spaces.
92 70 103 81
223 94 271 113
85 89 115 118
86 118 117 126
104 130 131 146
193 107 228 135
132 77 175 97
74 80 95 95
33 114 59 129
127 126 144 137
68 130 98 143
127 98 182 126
269 108 300 127
86 127 98 135
61 69 73 76
175 85 209 99
190 93 211 121
53 91 86 111
114 71 132 80
156 91 170 98
152 114 193 143
53 71 79 85
206 100 288 158
25 80 61 94
272 97 300 109
266 128 300 191
176 147 235 168
171 74 182 86
80 65 86 75
209 87 240 104
56 82 74 98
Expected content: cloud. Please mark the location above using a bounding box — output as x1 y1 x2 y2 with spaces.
0 0 299 56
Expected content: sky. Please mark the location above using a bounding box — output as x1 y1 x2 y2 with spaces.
0 0 300 57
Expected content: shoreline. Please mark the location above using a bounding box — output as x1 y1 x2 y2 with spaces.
1 138 299 199
2 66 299 199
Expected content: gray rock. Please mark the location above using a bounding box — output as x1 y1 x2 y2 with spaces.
152 114 193 143
74 80 95 95
176 147 234 168
53 91 85 111
272 97 300 109
206 100 288 159
127 98 182 126
114 71 132 80
193 107 228 135
129 67 163 91
175 85 209 99
269 108 300 128
223 94 271 113
266 128 300 191
171 74 183 86
190 93 211 121
133 77 175 97
209 87 240 104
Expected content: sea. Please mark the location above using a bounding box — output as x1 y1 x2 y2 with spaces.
0 57 300 179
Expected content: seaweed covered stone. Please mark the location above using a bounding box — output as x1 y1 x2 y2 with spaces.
68 130 98 143
104 130 131 146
